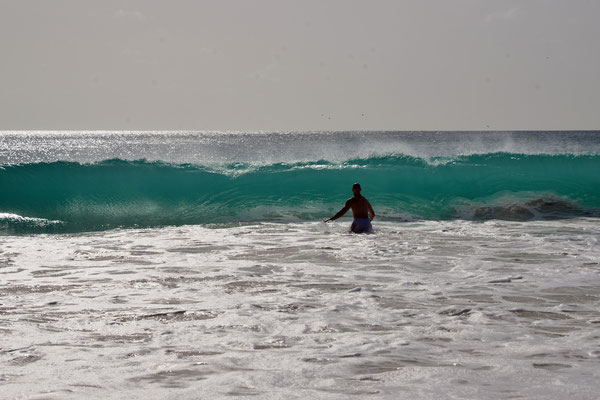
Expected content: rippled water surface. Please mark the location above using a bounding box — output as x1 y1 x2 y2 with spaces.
1 220 599 399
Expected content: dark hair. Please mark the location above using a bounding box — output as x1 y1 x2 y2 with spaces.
352 183 361 190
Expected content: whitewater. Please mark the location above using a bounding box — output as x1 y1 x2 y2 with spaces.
1 131 599 399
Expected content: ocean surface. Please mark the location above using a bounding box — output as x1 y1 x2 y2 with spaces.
1 131 599 399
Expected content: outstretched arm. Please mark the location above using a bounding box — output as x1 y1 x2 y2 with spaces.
324 200 351 222
368 201 375 221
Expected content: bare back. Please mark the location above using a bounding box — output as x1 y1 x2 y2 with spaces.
346 195 374 220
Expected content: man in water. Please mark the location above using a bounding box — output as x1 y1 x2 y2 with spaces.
324 183 375 233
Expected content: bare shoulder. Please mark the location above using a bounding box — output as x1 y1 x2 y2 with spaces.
359 196 371 205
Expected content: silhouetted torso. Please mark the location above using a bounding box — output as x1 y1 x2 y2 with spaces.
347 194 371 219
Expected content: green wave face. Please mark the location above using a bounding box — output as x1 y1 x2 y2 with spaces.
1 153 599 233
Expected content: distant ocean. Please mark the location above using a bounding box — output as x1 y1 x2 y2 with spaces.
1 131 599 399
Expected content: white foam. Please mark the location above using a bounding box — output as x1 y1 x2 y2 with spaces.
0 212 62 224
0 219 599 398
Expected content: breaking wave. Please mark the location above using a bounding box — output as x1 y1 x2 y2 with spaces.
1 153 598 233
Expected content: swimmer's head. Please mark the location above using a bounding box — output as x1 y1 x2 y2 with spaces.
352 182 361 195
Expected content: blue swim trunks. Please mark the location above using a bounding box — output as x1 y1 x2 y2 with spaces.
350 218 374 234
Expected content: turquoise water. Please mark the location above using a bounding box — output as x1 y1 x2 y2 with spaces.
1 152 599 233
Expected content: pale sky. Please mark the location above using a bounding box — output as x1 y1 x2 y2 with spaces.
1 0 599 131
